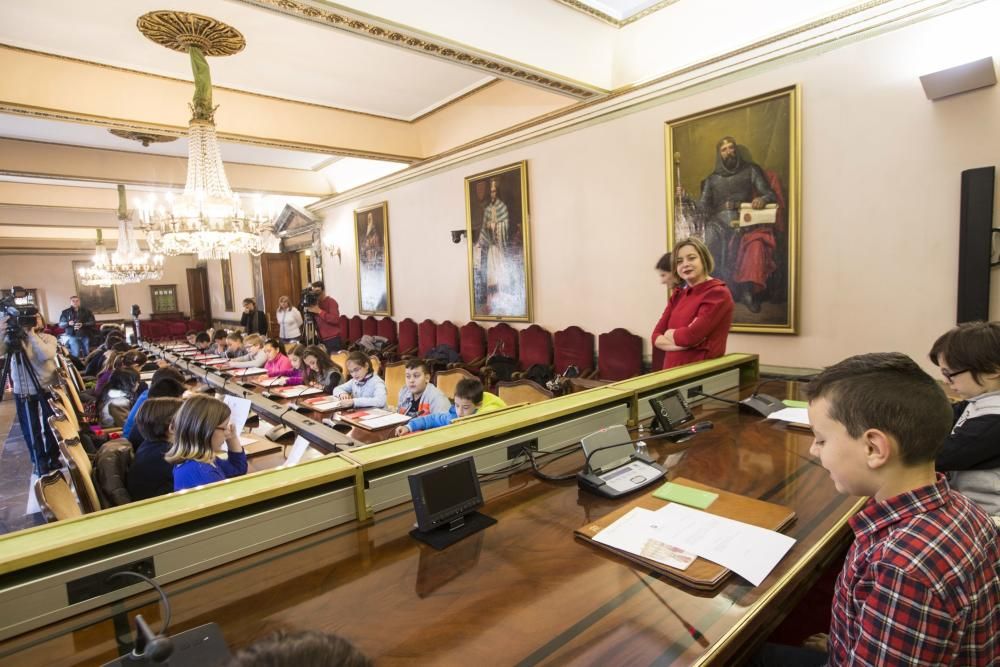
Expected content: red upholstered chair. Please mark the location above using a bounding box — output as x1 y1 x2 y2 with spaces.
417 319 437 358
516 324 553 373
185 320 204 333
450 321 487 371
348 316 363 344
148 321 170 342
553 326 595 377
376 317 397 344
396 318 418 358
338 315 349 342
436 321 460 350
651 348 665 373
363 316 378 337
485 322 518 360
139 320 156 341
596 328 643 381
167 321 187 340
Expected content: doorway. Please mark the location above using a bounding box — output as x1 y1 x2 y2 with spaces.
186 267 211 325
260 252 304 335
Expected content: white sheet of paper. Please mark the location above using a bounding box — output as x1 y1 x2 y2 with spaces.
285 435 311 466
223 395 252 434
274 386 322 398
238 435 257 446
233 367 267 376
360 413 410 429
767 407 810 425
649 503 796 586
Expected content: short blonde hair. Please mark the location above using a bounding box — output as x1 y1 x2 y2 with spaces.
165 394 230 465
243 334 263 348
671 236 715 280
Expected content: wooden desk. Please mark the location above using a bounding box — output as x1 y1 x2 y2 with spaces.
2 383 861 666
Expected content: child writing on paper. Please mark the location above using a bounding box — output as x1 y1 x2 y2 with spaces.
228 334 267 368
332 351 386 409
263 338 293 377
395 378 505 435
269 344 306 386
225 332 246 359
396 359 450 418
167 394 247 492
929 321 1000 519
301 345 342 393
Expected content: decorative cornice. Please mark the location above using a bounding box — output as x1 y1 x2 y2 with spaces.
552 0 681 27
234 0 604 99
137 11 246 57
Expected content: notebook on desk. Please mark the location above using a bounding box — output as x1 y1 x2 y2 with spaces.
333 408 409 430
575 477 796 590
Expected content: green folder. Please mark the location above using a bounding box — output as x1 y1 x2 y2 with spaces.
653 482 718 509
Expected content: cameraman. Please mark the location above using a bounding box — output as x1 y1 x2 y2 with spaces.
58 295 96 359
303 281 341 352
0 312 61 477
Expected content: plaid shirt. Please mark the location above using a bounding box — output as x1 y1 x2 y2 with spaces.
829 474 1000 666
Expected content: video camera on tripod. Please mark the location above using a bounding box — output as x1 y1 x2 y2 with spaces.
300 286 320 309
1 285 40 344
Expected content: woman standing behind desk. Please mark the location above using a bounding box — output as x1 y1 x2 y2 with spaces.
652 237 734 370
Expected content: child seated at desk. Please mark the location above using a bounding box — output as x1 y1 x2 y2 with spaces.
332 351 387 409
752 352 1000 666
167 394 247 492
225 332 246 359
396 359 450 418
263 338 292 377
302 345 342 393
194 331 212 352
396 378 505 435
128 397 184 502
929 321 1000 520
228 334 267 368
211 329 229 357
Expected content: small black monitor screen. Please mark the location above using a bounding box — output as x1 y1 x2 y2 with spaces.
419 459 480 516
662 394 692 425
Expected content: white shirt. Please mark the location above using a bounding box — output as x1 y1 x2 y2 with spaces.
276 307 303 339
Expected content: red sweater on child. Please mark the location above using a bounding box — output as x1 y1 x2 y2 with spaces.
651 278 734 370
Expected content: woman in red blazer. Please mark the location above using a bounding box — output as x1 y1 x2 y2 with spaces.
651 237 734 370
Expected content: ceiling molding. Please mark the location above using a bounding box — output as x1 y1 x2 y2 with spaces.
309 0 965 211
551 0 681 27
0 102 421 163
234 0 606 99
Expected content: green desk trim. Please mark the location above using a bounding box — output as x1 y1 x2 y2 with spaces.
346 386 634 470
0 455 358 576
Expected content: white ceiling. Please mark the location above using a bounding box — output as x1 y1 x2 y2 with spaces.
0 0 495 121
0 113 340 170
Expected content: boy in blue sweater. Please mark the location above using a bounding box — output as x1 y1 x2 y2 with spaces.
395 378 505 435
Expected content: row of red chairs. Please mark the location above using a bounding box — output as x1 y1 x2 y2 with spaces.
339 315 646 382
138 319 206 341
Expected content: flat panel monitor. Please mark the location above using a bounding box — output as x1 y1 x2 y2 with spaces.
408 457 484 532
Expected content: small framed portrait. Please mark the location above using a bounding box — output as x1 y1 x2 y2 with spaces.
353 202 392 316
464 161 532 321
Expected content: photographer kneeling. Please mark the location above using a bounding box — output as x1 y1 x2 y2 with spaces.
0 311 61 477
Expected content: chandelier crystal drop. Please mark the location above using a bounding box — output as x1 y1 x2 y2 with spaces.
136 46 277 260
78 186 165 287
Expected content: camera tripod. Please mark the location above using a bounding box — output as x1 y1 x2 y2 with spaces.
1 328 45 404
302 313 319 346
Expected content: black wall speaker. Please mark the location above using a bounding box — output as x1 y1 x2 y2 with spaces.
957 166 996 323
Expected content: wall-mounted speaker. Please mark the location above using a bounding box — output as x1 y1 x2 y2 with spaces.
957 166 996 323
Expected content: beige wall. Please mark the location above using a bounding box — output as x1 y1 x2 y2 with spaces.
204 255 255 323
0 254 199 324
318 3 1000 372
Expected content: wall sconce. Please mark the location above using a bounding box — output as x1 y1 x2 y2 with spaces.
326 244 342 263
450 229 467 244
920 56 996 100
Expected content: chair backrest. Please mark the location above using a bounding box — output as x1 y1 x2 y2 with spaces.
383 360 406 409
48 415 102 513
434 367 477 401
49 383 80 430
93 438 134 508
597 328 643 381
369 354 381 378
35 471 83 522
457 322 486 363
435 321 460 350
553 326 596 375
417 319 437 358
376 317 397 344
338 315 350 342
397 318 418 354
330 351 349 376
59 371 88 419
497 379 554 405
348 316 363 343
168 321 188 338
486 323 518 359
517 324 553 371
651 347 665 373
363 316 378 337
185 319 205 333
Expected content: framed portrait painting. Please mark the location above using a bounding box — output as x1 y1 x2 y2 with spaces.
465 161 532 321
72 260 119 314
353 202 392 316
665 85 800 333
220 258 235 312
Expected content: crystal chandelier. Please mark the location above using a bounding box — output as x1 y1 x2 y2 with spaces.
78 185 165 287
136 45 277 260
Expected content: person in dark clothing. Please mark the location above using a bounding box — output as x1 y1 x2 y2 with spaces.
58 295 97 358
126 372 187 450
127 397 184 502
240 298 269 336
303 281 341 352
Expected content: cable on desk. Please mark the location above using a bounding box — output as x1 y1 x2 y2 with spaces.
524 445 582 482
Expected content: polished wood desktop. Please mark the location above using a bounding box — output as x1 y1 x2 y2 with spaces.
2 382 861 666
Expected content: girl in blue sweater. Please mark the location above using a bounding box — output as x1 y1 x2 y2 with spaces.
332 351 387 409
166 394 247 492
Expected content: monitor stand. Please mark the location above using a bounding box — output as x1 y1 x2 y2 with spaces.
410 511 496 550
101 623 230 666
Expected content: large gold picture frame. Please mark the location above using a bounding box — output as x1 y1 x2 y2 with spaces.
464 161 533 322
353 201 392 316
665 85 800 334
71 260 119 315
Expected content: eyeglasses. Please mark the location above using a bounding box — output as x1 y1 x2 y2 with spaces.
941 367 970 382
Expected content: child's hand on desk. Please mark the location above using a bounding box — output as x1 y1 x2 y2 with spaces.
395 425 412 436
802 633 828 653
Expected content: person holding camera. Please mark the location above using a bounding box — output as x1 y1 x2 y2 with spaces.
303 281 342 352
240 298 269 336
58 295 96 359
0 312 61 477
275 295 303 344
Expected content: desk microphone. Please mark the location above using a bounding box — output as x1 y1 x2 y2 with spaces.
581 421 713 475
689 388 784 417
